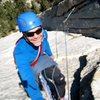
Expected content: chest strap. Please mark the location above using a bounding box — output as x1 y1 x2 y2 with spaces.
31 45 42 67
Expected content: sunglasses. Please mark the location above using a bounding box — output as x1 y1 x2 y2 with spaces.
25 27 42 37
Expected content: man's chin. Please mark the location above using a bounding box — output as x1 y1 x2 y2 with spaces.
32 42 41 47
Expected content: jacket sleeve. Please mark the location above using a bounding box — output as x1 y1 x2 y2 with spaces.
14 47 44 100
45 40 53 56
43 30 53 56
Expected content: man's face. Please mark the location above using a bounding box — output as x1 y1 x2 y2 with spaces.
25 27 43 46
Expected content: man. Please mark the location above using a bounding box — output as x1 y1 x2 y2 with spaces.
14 11 66 100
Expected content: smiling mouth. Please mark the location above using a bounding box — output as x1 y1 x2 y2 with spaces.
31 37 41 42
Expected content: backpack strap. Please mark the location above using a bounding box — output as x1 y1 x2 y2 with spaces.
16 36 23 44
13 36 23 65
31 45 42 67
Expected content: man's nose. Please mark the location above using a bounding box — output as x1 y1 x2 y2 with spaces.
33 33 38 37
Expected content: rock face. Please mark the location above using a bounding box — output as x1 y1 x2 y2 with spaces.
48 31 100 100
40 0 100 39
0 32 29 100
0 31 100 100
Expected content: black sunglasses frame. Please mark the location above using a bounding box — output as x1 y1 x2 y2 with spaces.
24 27 43 37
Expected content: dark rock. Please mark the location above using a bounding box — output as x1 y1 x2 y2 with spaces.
40 0 100 39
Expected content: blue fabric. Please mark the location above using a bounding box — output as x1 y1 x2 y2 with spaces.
14 30 53 99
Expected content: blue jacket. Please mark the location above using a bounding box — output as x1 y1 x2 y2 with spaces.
14 30 53 100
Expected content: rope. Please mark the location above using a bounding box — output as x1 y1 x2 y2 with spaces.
63 7 75 100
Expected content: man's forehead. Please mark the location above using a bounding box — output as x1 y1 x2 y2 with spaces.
28 27 42 32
